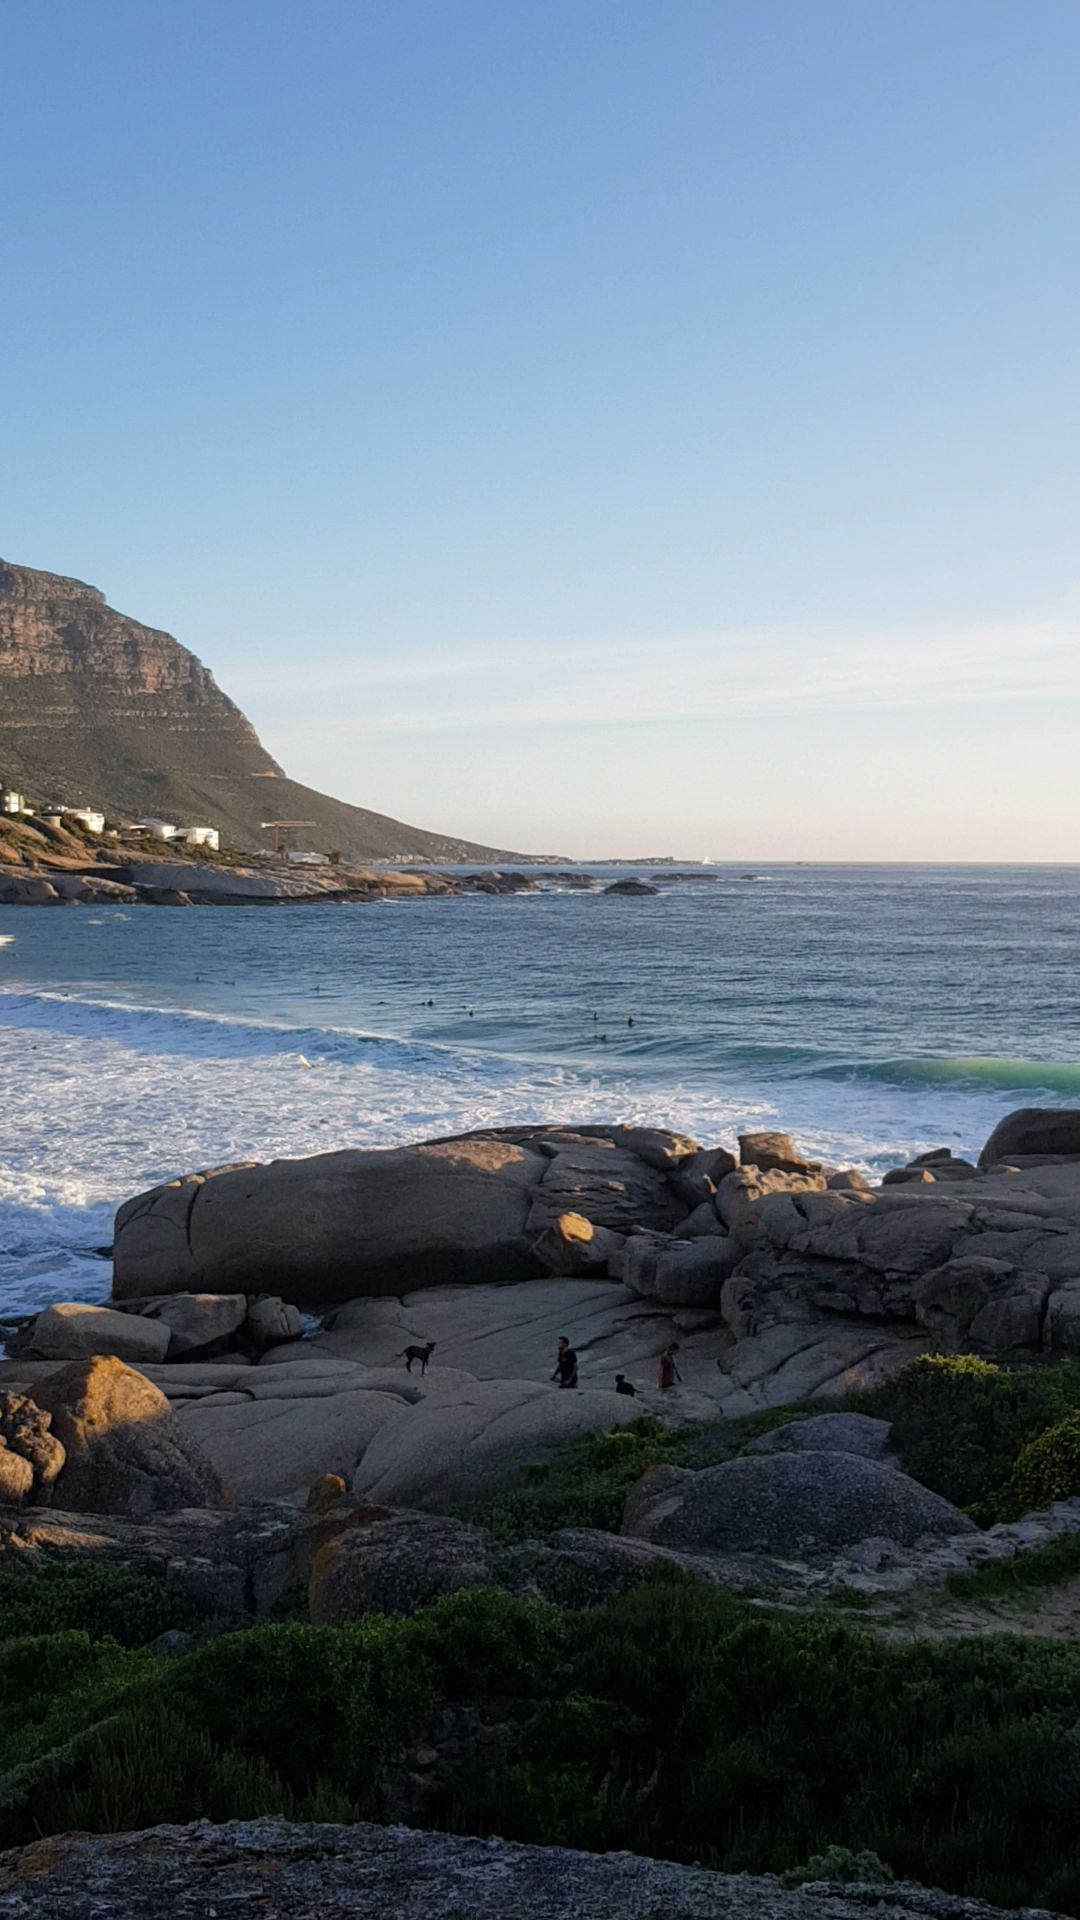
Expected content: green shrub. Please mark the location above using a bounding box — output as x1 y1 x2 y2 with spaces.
1014 1414 1080 1510
414 1588 565 1695
781 1845 894 1886
0 1562 196 1648
432 1579 1080 1910
161 1615 434 1805
7 1587 1080 1911
865 1355 1080 1523
0 1631 155 1837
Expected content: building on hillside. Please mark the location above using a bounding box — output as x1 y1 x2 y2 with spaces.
286 849 330 866
39 804 105 834
131 818 179 842
0 788 27 816
174 825 220 852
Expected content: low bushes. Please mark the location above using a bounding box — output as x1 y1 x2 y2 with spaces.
1013 1413 1080 1511
434 1578 1080 1909
862 1353 1080 1523
6 1580 1080 1910
0 1562 196 1648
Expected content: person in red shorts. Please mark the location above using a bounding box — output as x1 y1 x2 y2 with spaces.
659 1343 682 1390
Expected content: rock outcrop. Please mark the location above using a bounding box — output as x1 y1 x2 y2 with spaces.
978 1107 1080 1168
0 1819 1056 1920
18 1301 170 1365
112 1127 699 1304
309 1512 500 1623
32 1356 227 1518
0 1393 64 1506
121 1292 249 1356
621 1452 975 1555
104 1112 1080 1492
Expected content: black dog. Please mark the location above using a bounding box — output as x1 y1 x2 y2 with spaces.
398 1340 436 1375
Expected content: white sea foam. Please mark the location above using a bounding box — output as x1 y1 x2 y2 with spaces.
0 982 1019 1316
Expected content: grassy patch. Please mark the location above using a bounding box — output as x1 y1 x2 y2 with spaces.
946 1533 1080 1605
469 1404 823 1542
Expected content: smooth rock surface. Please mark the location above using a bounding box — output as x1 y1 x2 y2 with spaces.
746 1413 894 1459
622 1451 975 1555
352 1378 645 1511
22 1302 170 1365
177 1375 411 1504
125 1292 247 1356
113 1137 549 1304
979 1107 1080 1167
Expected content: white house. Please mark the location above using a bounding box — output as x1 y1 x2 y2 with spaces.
287 849 330 867
133 818 179 842
0 788 27 817
66 807 106 835
174 826 220 852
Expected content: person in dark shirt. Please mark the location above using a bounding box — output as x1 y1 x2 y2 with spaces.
552 1335 579 1388
615 1373 636 1396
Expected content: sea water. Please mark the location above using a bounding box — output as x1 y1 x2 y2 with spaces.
1 863 1078 1316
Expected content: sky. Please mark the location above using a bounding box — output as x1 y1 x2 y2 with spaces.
2 0 1078 860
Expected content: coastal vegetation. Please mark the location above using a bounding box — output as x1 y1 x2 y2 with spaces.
472 1355 1080 1543
4 1572 1080 1911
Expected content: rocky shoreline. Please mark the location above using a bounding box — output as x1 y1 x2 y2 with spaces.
0 847 665 907
0 1105 1078 1908
0 1103 1077 1534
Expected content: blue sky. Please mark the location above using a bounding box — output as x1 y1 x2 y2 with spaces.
2 0 1078 858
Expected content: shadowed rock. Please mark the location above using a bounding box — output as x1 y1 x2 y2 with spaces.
622 1451 975 1555
32 1356 227 1519
0 1818 1058 1920
979 1107 1080 1167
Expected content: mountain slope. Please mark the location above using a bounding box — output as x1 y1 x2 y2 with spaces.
0 559 516 861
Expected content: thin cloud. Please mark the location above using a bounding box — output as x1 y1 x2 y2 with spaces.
239 614 1080 741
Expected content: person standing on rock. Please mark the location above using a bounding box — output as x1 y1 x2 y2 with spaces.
552 1336 578 1389
659 1343 682 1390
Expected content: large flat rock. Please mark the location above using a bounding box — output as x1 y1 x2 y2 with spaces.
351 1377 647 1510
110 1127 701 1307
0 1819 1059 1920
113 1137 548 1304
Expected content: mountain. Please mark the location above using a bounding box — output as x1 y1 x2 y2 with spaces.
0 559 518 862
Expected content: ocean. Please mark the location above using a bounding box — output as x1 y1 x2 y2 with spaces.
1 863 1078 1318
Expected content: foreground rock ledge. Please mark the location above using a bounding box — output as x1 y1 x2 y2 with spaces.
0 1821 1061 1920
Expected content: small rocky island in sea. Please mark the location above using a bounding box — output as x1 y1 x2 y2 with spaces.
1 1104 1080 1910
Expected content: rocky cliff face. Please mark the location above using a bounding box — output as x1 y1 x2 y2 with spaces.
0 560 507 861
